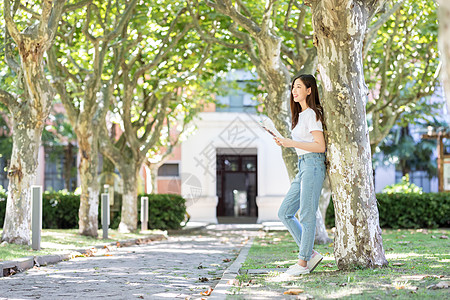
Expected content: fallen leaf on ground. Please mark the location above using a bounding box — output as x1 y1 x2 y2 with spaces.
439 235 448 239
283 288 304 295
323 263 334 268
200 287 213 296
199 277 209 282
339 283 347 287
392 263 405 266
223 258 231 262
103 245 113 251
103 254 113 257
397 241 411 244
116 242 121 247
431 235 437 239
197 264 204 269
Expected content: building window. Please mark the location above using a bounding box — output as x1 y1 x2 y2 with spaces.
216 81 258 113
158 163 179 177
44 146 78 192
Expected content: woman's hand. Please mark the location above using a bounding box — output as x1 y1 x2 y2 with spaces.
274 137 282 146
274 137 294 147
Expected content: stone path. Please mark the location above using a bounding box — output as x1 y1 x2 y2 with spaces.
0 225 260 300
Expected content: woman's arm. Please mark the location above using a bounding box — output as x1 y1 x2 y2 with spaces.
275 131 326 153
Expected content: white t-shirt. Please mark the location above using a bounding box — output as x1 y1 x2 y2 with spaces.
291 108 323 156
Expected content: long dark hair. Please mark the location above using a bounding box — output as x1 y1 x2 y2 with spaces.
290 74 324 129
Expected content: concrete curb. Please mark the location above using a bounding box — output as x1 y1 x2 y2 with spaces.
0 233 166 278
209 236 255 299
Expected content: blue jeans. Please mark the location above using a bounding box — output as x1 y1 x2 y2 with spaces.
278 152 326 261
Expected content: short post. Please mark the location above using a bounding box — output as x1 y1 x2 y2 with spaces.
31 185 42 251
101 193 110 239
141 196 149 231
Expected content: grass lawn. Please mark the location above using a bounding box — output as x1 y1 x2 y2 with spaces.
231 228 450 299
0 229 165 261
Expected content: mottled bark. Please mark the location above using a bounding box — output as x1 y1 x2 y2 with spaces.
438 0 450 109
315 175 332 244
1 122 42 245
76 126 100 237
310 0 388 269
118 167 139 233
1 0 66 244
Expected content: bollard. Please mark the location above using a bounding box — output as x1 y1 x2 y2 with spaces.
31 186 42 251
141 196 149 231
101 193 110 239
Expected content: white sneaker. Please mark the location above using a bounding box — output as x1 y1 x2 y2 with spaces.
307 250 323 273
284 263 310 276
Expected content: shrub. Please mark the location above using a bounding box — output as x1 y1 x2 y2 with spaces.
141 193 186 230
326 192 450 229
44 192 80 229
0 191 186 231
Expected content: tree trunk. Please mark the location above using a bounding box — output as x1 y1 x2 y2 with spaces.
77 128 100 237
118 166 139 233
1 120 42 245
319 175 332 223
311 0 388 269
150 165 158 194
438 0 450 109
315 175 332 244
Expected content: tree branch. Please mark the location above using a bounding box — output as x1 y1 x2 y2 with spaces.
261 0 276 33
363 0 404 58
186 1 248 50
133 24 193 82
141 94 170 155
3 0 22 44
205 0 261 35
0 89 15 108
63 0 92 13
47 48 80 125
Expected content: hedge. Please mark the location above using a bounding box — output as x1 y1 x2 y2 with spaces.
0 192 186 231
325 193 450 229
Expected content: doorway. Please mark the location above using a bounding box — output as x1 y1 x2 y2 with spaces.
216 154 258 221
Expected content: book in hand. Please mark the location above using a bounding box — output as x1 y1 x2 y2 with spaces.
259 117 285 139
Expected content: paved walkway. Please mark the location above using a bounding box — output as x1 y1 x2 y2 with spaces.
0 225 261 300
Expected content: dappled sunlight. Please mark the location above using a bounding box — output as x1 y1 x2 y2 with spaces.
385 252 424 259
323 286 367 299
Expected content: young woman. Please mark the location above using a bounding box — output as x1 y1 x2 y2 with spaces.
275 74 326 276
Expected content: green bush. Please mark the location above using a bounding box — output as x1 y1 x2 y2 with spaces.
0 191 186 231
142 193 186 230
326 193 450 229
44 192 80 229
